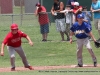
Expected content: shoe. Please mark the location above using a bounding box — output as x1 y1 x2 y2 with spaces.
67 38 70 41
94 62 97 67
25 66 34 70
42 39 47 42
76 64 83 67
11 67 15 71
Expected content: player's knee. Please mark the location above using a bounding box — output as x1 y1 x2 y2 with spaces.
86 46 92 49
87 48 92 50
10 54 15 58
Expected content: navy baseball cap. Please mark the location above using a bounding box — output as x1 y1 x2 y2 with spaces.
77 14 84 18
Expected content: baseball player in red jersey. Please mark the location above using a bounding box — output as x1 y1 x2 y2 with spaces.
0 23 34 71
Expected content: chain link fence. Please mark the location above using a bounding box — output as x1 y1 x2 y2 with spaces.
0 13 54 26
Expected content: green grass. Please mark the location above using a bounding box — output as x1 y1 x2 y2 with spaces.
0 6 100 75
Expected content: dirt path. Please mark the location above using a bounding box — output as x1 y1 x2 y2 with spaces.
0 64 100 72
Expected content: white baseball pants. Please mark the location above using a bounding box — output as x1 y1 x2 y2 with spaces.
76 38 97 65
7 46 30 68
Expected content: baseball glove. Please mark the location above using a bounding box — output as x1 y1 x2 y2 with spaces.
94 41 100 48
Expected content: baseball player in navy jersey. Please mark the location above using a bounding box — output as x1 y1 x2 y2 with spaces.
70 14 97 67
0 23 34 71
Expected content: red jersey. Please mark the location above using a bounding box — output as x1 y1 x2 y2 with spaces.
37 6 49 25
73 6 82 21
73 6 82 14
3 30 27 47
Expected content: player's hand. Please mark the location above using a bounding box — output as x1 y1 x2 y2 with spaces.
92 37 96 42
29 41 33 46
0 52 4 56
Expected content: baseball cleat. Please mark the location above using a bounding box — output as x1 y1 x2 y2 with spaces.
11 67 15 71
25 66 34 70
94 62 97 67
76 64 83 67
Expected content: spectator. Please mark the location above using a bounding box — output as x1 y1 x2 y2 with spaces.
82 6 92 40
82 6 92 26
35 2 49 42
60 5 73 41
91 0 100 39
70 14 97 67
51 0 68 41
72 2 82 23
67 0 77 9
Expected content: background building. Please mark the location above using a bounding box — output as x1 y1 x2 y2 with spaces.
14 0 24 6
0 0 13 14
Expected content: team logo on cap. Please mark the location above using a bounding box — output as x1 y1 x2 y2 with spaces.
79 14 82 17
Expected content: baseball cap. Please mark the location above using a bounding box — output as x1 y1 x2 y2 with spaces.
77 14 84 18
11 23 18 29
73 2 79 6
35 2 41 6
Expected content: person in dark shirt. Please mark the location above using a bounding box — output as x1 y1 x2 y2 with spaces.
51 0 68 41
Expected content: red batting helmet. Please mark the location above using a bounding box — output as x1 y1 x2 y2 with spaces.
11 23 18 29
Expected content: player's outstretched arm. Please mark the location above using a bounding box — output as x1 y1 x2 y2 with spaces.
69 31 74 44
26 35 33 46
0 43 5 56
51 6 55 15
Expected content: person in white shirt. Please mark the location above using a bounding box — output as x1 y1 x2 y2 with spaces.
60 5 73 41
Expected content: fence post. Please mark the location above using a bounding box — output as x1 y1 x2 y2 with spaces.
11 14 14 23
20 0 23 25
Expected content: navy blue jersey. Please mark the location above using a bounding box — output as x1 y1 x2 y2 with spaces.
70 22 91 39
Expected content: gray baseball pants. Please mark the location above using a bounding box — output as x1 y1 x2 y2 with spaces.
76 38 97 65
7 46 30 68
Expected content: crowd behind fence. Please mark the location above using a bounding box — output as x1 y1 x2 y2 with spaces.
0 11 93 26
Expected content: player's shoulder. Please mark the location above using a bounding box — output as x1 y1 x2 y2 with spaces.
7 32 12 35
83 21 89 25
73 22 78 26
18 30 24 34
83 22 90 27
5 32 12 38
71 22 78 28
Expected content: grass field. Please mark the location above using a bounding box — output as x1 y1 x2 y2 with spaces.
0 6 100 75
